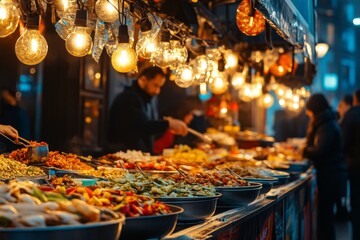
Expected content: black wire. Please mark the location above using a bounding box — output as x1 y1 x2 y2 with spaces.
118 0 121 25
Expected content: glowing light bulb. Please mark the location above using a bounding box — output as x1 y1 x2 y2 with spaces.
15 29 48 65
0 0 19 38
258 93 274 108
111 43 137 73
191 55 208 83
231 72 245 89
251 84 262 99
174 64 194 88
238 83 253 102
200 83 208 95
65 26 92 57
284 88 293 99
293 94 300 103
209 73 228 95
136 30 158 59
315 42 329 58
278 65 284 73
151 30 173 68
170 39 188 65
279 99 286 108
220 107 228 114
225 50 238 69
62 0 69 11
95 0 119 23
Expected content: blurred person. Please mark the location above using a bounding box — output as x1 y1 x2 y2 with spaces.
335 94 353 221
107 66 188 154
303 93 347 240
337 94 353 122
341 89 360 239
0 88 30 152
154 97 204 154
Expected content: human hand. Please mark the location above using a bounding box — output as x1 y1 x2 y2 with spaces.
0 124 18 140
165 117 188 136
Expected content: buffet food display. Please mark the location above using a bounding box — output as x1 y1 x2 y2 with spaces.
0 141 309 239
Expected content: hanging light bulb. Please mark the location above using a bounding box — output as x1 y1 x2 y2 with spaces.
191 55 208 84
169 37 188 68
209 72 228 95
0 0 19 38
231 72 245 89
279 98 286 108
65 10 92 57
111 25 137 73
151 30 173 68
174 64 194 88
224 50 238 69
258 93 274 108
15 15 48 65
251 83 262 99
95 0 119 23
136 18 157 59
238 83 253 102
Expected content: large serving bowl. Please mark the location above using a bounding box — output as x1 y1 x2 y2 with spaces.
120 204 183 240
158 194 221 223
242 177 278 194
216 182 262 207
0 216 125 240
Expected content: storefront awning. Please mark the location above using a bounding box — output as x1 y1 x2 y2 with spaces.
255 0 316 64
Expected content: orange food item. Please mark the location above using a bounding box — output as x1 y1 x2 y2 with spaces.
45 151 93 170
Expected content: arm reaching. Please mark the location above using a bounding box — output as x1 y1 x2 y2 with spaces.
0 125 18 140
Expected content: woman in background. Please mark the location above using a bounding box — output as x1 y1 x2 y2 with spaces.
303 93 347 240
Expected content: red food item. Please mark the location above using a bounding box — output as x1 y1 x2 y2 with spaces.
9 148 29 164
29 141 48 146
55 187 171 217
236 0 265 36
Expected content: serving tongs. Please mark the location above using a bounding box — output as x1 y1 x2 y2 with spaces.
133 162 167 187
253 155 274 170
187 128 213 144
0 133 49 163
0 132 28 147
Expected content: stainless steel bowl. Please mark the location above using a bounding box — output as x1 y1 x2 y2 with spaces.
0 216 125 240
120 204 183 240
216 182 262 207
159 194 221 223
27 145 49 163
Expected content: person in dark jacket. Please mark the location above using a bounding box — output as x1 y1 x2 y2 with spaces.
107 66 188 154
341 89 360 240
303 93 347 240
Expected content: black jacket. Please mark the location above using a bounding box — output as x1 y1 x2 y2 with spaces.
303 109 346 173
341 106 360 175
107 82 169 153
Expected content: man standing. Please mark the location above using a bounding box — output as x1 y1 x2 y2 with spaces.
336 94 353 220
341 89 360 239
107 66 188 154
